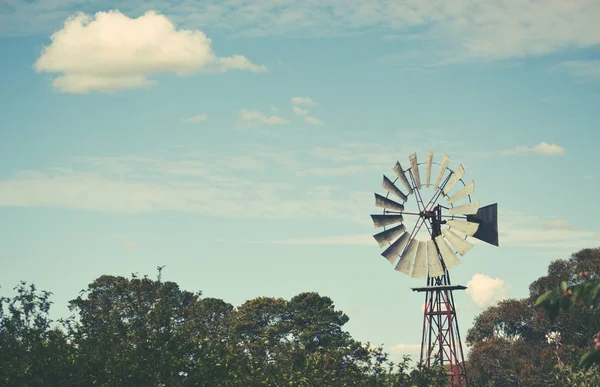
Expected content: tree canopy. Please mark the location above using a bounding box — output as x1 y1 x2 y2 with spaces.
466 247 600 386
0 274 446 386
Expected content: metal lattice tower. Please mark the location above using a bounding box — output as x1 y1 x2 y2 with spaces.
369 152 499 387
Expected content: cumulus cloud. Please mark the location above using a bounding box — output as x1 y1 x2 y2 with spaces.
240 109 289 125
293 106 309 116
291 96 317 106
466 273 510 308
304 116 324 125
502 141 565 156
34 10 266 93
182 114 207 123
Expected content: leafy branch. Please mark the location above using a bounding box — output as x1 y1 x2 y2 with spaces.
536 276 600 368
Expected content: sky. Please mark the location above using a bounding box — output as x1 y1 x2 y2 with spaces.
0 0 599 363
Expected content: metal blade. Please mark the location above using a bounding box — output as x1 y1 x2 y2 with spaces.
426 240 445 278
442 228 473 256
434 235 462 270
409 153 421 189
373 224 406 248
446 219 480 236
425 152 433 188
410 240 427 278
434 155 450 189
381 232 409 264
448 200 480 215
467 203 499 246
443 164 465 195
392 161 413 194
382 175 408 202
395 238 417 275
374 193 405 212
447 180 475 204
371 214 404 228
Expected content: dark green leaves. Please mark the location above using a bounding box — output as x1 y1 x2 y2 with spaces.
1 274 444 386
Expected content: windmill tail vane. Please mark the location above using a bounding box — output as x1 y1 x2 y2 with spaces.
369 152 499 387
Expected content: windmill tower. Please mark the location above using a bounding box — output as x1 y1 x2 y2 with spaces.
370 152 498 386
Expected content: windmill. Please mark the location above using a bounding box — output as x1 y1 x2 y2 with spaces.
370 152 498 387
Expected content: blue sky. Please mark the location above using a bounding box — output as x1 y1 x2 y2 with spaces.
1 0 599 361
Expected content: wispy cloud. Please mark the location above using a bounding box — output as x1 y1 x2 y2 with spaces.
304 116 324 125
542 219 573 230
502 141 565 156
6 1 600 65
225 155 265 170
0 154 371 223
291 96 317 106
34 10 266 93
239 109 289 125
182 114 207 123
270 234 373 245
293 106 309 116
555 60 600 80
122 241 140 248
499 210 598 249
466 273 510 308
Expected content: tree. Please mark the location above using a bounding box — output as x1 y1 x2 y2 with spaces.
65 274 205 386
535 249 600 368
466 248 600 386
0 282 76 386
1 273 448 386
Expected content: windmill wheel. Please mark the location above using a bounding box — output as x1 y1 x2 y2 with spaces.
370 152 498 279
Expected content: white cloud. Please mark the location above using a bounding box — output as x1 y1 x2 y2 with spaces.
270 234 373 245
466 273 510 308
0 156 371 223
291 96 316 106
498 210 599 249
304 116 324 125
542 219 573 230
122 241 139 248
293 106 309 116
225 155 265 170
297 165 380 177
182 114 207 123
34 10 266 93
239 109 289 125
6 1 600 63
389 343 421 353
556 60 600 80
502 141 565 156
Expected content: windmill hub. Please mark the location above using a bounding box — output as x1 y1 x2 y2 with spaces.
369 152 499 387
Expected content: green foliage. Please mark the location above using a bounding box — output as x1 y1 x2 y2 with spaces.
534 248 600 369
0 275 445 386
536 278 600 368
0 282 76 386
467 247 600 386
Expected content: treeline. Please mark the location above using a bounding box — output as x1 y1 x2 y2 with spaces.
2 248 599 386
0 274 446 386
